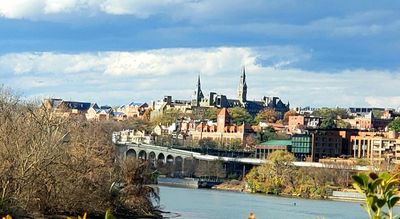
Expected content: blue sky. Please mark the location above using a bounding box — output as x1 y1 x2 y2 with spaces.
0 0 400 108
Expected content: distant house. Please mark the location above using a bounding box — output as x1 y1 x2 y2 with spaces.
116 102 149 119
43 98 94 119
288 115 322 133
85 105 113 121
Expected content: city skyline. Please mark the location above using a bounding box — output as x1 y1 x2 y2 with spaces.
0 1 399 108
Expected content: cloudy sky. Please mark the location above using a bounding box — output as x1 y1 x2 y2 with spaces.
0 0 399 108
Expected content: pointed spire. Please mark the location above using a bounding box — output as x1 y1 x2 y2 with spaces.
238 66 248 104
197 74 201 86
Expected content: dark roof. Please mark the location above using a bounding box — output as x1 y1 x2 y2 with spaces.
62 101 92 111
245 101 264 112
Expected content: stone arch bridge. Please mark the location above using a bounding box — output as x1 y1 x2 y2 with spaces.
117 142 372 172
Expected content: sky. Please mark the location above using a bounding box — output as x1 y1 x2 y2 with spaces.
0 0 399 108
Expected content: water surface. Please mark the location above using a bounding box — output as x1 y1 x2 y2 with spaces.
159 186 371 219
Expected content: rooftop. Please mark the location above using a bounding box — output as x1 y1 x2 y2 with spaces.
260 139 292 146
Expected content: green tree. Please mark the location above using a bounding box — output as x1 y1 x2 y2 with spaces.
190 107 219 121
388 117 400 132
151 108 184 126
336 119 351 129
255 108 277 123
312 107 350 119
229 139 243 150
228 107 253 125
198 137 218 150
128 118 153 133
320 117 336 129
246 151 296 194
256 126 276 142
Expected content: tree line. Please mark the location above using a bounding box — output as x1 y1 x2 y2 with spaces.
0 86 160 218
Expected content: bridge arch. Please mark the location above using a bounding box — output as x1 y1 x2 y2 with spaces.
148 151 156 165
175 156 184 175
138 150 147 160
166 154 174 164
126 149 137 158
157 153 165 164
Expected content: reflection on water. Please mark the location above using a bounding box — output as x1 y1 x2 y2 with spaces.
158 186 370 219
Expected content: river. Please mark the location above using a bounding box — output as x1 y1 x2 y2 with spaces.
158 186 373 219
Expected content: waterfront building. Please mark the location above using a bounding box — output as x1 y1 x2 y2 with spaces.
291 134 313 161
255 140 292 159
349 131 400 164
190 108 250 145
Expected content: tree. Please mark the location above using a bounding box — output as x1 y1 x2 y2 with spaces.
151 108 184 126
244 134 258 150
229 139 243 150
255 108 277 123
320 117 336 129
336 119 351 129
198 137 218 150
228 107 253 125
142 108 152 121
283 110 297 124
127 118 153 133
190 107 219 121
388 117 400 132
256 126 276 142
312 107 350 119
0 86 159 218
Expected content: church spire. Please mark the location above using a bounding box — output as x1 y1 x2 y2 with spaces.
192 74 204 107
237 66 247 105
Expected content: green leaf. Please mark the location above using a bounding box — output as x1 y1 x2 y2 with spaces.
389 196 400 208
105 209 117 219
352 174 368 188
370 172 379 180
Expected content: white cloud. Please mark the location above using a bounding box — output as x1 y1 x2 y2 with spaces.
0 47 299 76
1 46 400 108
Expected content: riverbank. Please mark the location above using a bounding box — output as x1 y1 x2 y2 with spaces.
212 180 365 203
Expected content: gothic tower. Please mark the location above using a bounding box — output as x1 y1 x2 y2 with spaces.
191 75 204 107
237 67 247 105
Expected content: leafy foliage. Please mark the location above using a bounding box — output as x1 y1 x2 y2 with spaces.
151 108 184 126
228 107 253 125
246 151 352 198
352 172 400 219
255 108 277 123
190 107 220 121
388 117 400 132
283 110 297 124
198 137 218 150
312 107 350 119
320 117 336 129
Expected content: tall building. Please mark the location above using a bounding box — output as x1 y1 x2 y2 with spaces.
190 68 289 118
237 67 247 105
217 108 230 132
191 75 204 107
